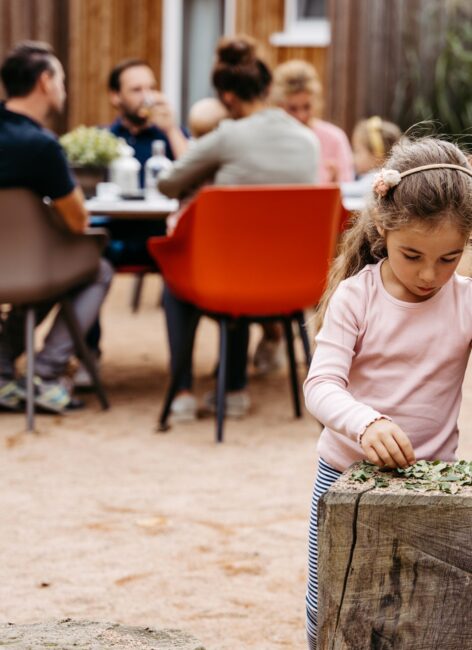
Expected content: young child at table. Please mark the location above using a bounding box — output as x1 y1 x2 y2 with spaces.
303 137 472 650
342 116 402 198
188 97 228 139
166 97 228 235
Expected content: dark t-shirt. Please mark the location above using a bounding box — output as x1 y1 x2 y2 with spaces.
0 103 75 200
108 118 175 164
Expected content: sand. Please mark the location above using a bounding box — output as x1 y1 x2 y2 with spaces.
1 274 472 650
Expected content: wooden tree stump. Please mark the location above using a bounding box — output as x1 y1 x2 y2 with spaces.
0 619 206 649
318 464 472 650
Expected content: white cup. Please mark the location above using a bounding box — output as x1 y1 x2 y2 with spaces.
96 182 120 200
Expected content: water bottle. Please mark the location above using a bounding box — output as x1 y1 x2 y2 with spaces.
144 140 172 199
109 141 141 195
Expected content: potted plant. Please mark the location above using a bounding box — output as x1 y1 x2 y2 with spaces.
60 126 122 198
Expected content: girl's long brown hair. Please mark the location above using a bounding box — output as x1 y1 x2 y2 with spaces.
314 137 472 332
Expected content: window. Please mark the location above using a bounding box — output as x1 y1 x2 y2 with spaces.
270 0 330 47
298 0 326 19
181 0 225 122
161 0 235 124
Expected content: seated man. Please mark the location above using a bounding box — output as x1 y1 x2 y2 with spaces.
82 60 190 371
0 40 113 413
92 59 189 268
108 58 188 178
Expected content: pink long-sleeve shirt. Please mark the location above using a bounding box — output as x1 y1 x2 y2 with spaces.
304 261 472 471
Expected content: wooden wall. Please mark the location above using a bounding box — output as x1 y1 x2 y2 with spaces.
236 0 328 89
0 0 328 130
67 0 162 129
0 0 68 66
1 0 456 139
0 0 69 130
327 0 449 137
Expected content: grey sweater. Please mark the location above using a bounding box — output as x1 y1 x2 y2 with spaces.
158 108 320 199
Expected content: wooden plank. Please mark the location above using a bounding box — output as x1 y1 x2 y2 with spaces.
318 465 472 649
67 0 164 130
0 0 67 131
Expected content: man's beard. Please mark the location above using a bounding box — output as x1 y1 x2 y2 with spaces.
123 109 148 127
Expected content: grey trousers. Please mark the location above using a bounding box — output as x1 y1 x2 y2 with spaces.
0 259 113 380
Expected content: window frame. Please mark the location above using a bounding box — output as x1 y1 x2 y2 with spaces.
270 0 331 47
161 0 236 124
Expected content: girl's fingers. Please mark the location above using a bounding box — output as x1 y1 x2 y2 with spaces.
392 429 416 465
364 446 384 467
381 435 409 469
372 441 397 469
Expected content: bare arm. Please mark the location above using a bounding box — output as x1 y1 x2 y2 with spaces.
165 125 189 159
52 187 88 234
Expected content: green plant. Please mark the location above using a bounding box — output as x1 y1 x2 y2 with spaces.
60 126 121 166
351 459 472 494
393 0 472 143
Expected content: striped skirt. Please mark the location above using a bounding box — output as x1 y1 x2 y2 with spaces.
306 458 343 650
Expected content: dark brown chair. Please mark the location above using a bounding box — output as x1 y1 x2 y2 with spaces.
0 188 109 430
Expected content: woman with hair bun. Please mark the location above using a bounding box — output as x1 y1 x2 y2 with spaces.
158 35 320 422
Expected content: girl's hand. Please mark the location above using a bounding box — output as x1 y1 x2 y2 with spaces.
361 418 416 469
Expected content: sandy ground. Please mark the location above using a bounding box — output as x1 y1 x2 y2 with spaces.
1 274 472 650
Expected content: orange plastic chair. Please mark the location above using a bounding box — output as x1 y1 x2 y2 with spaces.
148 185 342 442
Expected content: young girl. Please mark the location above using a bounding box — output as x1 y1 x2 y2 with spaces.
303 137 472 650
341 116 402 198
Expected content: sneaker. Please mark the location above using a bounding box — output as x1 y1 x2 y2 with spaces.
253 337 285 375
0 378 22 411
17 375 73 414
202 390 250 419
73 351 100 390
170 393 198 422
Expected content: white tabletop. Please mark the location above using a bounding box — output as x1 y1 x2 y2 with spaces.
342 196 365 213
86 196 179 218
87 195 362 218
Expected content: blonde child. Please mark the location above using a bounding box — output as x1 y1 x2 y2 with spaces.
342 116 402 197
303 137 472 649
187 97 228 139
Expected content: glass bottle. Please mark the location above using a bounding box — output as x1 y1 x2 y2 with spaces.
144 140 172 199
108 141 141 195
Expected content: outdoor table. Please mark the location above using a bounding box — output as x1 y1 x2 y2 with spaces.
86 195 362 219
342 195 365 213
86 196 179 219
317 462 472 649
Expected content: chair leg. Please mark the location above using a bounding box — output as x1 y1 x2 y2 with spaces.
158 310 200 432
131 273 145 313
61 300 109 410
215 319 228 443
25 307 36 432
283 317 302 418
296 312 312 369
